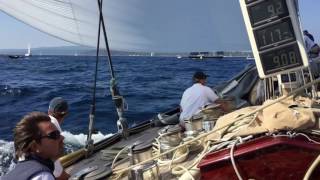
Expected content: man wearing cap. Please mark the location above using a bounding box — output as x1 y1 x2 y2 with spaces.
48 97 69 133
179 71 219 124
48 97 70 180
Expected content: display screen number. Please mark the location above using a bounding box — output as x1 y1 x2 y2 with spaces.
255 19 295 50
249 0 288 25
272 51 297 67
260 43 303 75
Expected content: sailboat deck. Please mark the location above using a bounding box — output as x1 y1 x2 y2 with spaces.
65 124 209 179
65 126 162 179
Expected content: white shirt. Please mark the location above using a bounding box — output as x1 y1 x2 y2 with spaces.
179 83 218 121
31 172 55 180
49 115 62 133
304 35 316 53
53 160 63 177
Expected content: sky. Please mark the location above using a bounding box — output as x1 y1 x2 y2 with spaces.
0 0 319 50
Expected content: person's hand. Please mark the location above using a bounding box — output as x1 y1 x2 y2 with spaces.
56 171 70 180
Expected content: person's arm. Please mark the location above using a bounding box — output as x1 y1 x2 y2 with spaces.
205 87 219 102
206 87 234 112
54 160 70 180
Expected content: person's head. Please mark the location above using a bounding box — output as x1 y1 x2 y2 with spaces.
14 112 64 160
48 97 69 121
193 71 208 85
303 30 309 35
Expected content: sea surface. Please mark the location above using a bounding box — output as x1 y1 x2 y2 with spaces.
0 55 252 175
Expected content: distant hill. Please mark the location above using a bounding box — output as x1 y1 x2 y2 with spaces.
0 46 252 57
0 46 137 56
0 46 188 57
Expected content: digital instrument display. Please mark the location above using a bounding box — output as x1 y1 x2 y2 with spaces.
240 0 308 78
248 0 289 26
260 43 303 75
254 18 295 50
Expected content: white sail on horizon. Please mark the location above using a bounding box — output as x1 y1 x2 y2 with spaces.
25 43 31 57
0 0 251 52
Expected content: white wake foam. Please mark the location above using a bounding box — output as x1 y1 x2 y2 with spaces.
0 140 15 176
62 131 113 146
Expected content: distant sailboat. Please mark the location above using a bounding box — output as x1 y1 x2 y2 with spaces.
8 55 22 59
24 44 32 57
246 54 254 60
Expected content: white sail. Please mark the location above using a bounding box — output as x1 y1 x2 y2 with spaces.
0 0 250 52
25 44 31 57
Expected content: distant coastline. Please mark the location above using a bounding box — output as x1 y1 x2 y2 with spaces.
0 45 253 57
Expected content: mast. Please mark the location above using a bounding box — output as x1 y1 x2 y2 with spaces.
28 44 31 54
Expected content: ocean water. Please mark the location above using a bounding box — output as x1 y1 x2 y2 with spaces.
0 55 252 175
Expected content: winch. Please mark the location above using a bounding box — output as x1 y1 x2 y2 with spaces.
128 142 159 179
184 114 203 137
158 125 182 160
158 125 182 146
130 161 159 180
128 142 153 165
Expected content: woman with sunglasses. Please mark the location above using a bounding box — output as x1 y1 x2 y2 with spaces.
2 112 64 180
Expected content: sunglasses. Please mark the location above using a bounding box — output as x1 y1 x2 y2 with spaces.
40 130 61 140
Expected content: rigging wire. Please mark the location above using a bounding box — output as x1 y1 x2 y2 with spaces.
96 0 129 139
85 0 103 154
97 0 114 78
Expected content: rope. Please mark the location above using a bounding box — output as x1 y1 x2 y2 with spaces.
171 141 210 176
111 146 129 169
230 138 243 180
303 154 320 180
174 165 195 180
273 132 320 145
169 149 180 170
156 142 189 167
296 133 320 144
113 78 320 175
154 136 207 178
309 129 320 135
208 135 253 153
221 115 256 138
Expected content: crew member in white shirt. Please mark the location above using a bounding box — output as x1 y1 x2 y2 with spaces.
304 34 320 59
179 71 219 126
48 97 70 180
304 34 320 78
